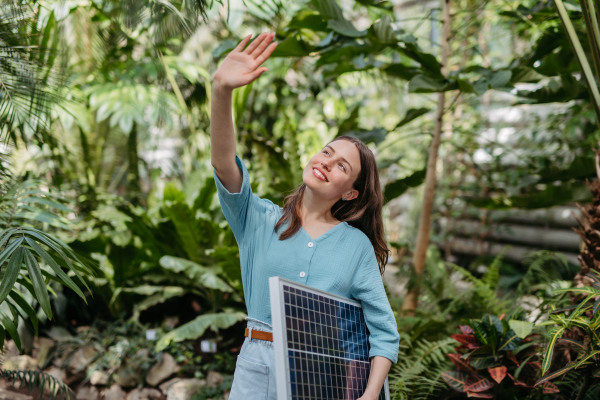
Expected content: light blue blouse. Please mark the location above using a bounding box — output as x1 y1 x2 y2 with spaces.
213 155 400 364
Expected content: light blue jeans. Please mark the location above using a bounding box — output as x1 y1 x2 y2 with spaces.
228 317 277 400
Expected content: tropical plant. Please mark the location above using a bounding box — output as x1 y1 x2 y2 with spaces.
535 270 600 398
389 334 456 400
0 0 65 145
66 176 247 351
441 309 557 399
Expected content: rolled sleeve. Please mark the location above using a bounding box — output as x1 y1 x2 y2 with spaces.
213 155 275 248
351 247 399 364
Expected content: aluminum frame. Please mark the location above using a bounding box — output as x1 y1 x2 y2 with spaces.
269 276 390 400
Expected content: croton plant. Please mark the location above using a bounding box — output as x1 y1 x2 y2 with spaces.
441 310 559 399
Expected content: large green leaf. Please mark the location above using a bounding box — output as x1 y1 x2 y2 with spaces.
159 256 232 292
155 312 246 352
383 169 426 204
271 37 315 57
508 320 534 339
131 287 186 321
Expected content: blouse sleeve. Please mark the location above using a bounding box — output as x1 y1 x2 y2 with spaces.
351 246 400 364
213 155 275 248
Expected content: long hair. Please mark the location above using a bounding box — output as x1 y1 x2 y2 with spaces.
274 136 390 275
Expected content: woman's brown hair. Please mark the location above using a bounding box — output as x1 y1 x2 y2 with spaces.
274 135 390 275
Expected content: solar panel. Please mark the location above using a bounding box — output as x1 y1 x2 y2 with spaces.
269 276 390 400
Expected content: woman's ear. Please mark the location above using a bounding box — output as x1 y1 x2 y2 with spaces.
345 190 359 201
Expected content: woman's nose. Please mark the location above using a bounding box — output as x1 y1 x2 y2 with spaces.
321 161 331 171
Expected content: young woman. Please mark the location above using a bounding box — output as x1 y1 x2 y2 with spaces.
210 32 399 400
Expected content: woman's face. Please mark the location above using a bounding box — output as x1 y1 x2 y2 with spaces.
302 140 361 201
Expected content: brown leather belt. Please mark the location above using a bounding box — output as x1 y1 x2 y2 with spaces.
244 328 273 342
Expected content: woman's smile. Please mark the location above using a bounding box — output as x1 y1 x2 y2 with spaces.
312 167 328 182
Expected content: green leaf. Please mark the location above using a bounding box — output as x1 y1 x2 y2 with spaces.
22 248 52 320
383 169 426 204
508 320 534 339
25 238 87 302
394 108 430 129
498 330 521 352
470 321 488 345
0 310 20 353
131 287 186 321
326 19 367 37
0 242 24 305
271 36 315 57
541 327 565 376
155 312 246 352
8 289 38 336
159 256 233 292
536 363 575 386
554 0 600 119
372 15 396 44
488 70 512 88
408 74 452 93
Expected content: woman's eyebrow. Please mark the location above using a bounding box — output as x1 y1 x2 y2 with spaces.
325 145 353 172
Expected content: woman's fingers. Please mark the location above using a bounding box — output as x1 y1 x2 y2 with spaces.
250 32 274 59
243 32 268 55
234 34 252 52
254 41 278 66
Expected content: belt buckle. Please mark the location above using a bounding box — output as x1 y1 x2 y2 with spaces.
248 327 253 343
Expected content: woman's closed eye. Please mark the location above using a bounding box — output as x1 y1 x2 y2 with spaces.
323 150 347 172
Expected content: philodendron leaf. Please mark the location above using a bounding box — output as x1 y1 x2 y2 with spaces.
155 312 246 352
509 320 534 339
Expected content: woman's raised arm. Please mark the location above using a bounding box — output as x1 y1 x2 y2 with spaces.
210 32 277 193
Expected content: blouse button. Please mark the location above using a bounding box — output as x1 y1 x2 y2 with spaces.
308 242 314 247
299 271 306 278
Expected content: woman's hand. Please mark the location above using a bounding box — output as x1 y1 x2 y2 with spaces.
213 32 278 91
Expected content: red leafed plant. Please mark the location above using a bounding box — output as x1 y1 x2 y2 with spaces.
441 310 558 399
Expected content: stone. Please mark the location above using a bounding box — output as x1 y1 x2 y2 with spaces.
90 370 110 386
0 388 33 400
126 388 164 400
44 366 67 383
158 378 181 396
76 385 100 400
113 364 141 388
205 371 224 389
102 384 126 400
1 340 19 359
2 355 38 371
145 353 180 387
35 338 56 368
68 346 99 373
166 379 205 400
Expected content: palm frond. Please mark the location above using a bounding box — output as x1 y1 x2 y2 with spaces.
0 368 76 400
0 0 66 145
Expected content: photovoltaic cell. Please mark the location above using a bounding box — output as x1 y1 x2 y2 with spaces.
270 277 390 400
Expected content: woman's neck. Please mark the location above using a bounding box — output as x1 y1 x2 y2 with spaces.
300 187 339 225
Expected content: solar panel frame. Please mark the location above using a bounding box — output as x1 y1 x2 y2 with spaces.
269 276 391 400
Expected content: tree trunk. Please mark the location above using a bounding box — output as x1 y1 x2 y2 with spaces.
401 0 451 315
